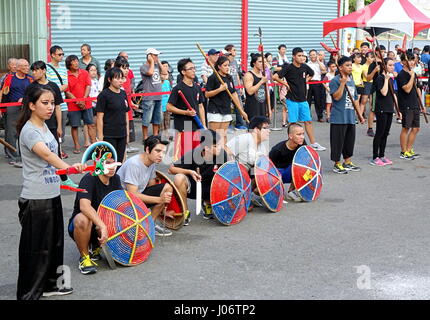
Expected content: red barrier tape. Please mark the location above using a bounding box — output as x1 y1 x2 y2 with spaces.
1 78 428 108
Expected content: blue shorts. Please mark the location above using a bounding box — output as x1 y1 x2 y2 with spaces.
286 99 312 123
278 165 292 184
68 108 94 127
141 100 162 127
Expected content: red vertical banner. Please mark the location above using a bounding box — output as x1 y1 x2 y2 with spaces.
241 0 248 73
46 0 52 62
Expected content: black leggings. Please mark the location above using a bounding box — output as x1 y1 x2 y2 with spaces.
373 112 393 159
104 136 127 164
330 124 356 162
17 196 64 300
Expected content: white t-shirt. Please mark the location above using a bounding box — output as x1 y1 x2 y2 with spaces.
117 154 156 193
226 133 269 170
277 53 289 65
307 60 324 81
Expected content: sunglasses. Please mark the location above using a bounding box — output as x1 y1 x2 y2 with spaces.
57 53 65 56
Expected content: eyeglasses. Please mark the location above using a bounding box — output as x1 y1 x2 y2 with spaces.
57 53 64 56
185 67 196 71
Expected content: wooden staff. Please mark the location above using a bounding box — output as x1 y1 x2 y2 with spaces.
256 27 272 117
0 137 17 153
196 43 249 123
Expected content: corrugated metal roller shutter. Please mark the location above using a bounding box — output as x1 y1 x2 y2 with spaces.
248 0 338 62
0 0 46 66
50 0 241 81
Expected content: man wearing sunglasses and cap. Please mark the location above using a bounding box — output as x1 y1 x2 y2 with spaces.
140 48 163 141
201 48 220 85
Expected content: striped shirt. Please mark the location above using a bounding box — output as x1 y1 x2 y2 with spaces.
46 64 68 111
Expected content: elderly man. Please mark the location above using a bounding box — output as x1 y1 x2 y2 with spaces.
79 43 101 75
1 59 32 167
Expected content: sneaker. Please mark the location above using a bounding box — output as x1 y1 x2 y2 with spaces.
367 128 375 137
310 142 326 151
333 163 348 174
380 157 393 165
409 149 420 159
250 192 264 207
183 210 191 226
90 247 102 261
282 123 288 128
42 287 74 297
61 177 78 188
155 224 172 237
400 152 414 160
286 190 303 202
60 151 69 159
203 204 214 220
369 157 385 166
78 255 97 274
126 146 139 153
343 162 361 172
234 125 247 131
13 161 23 168
396 118 402 124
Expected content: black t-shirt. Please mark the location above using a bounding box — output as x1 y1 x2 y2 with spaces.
367 61 382 94
375 74 395 113
206 73 236 115
96 88 130 138
277 63 314 102
269 140 306 169
25 81 63 129
71 173 123 220
396 70 419 110
168 81 204 132
173 147 228 188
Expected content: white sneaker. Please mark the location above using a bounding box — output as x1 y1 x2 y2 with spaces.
126 146 139 153
311 142 326 151
286 190 303 202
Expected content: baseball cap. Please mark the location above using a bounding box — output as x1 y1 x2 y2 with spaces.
208 49 220 56
146 48 162 55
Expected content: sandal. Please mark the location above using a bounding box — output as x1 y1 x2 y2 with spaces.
73 149 81 154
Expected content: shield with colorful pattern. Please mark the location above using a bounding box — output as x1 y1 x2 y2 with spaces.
210 161 252 225
292 145 323 202
98 190 155 266
254 155 284 212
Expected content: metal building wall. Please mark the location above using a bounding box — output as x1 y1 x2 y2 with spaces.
248 0 338 61
0 0 47 70
50 0 242 80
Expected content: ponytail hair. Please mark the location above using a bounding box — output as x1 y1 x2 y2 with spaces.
103 67 124 90
17 86 56 134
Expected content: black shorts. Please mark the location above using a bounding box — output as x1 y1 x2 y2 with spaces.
356 86 364 95
142 183 166 207
68 213 98 244
401 109 420 128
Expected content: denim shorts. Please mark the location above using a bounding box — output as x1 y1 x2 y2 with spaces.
286 99 312 123
141 100 162 126
68 108 94 127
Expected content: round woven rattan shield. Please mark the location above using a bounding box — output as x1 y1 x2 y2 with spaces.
292 145 323 202
254 155 284 212
97 190 155 266
210 161 252 225
155 171 186 230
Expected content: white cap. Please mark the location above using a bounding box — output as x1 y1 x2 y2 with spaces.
146 48 161 55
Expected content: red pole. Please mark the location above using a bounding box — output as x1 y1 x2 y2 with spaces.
241 0 248 73
46 0 52 62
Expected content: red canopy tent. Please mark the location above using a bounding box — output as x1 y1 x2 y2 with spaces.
323 0 430 37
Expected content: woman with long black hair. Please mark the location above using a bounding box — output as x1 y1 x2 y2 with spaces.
205 55 248 145
16 86 84 300
96 67 130 163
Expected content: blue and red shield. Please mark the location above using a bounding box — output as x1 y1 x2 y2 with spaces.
292 145 323 201
98 190 155 266
254 155 284 212
210 161 252 225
